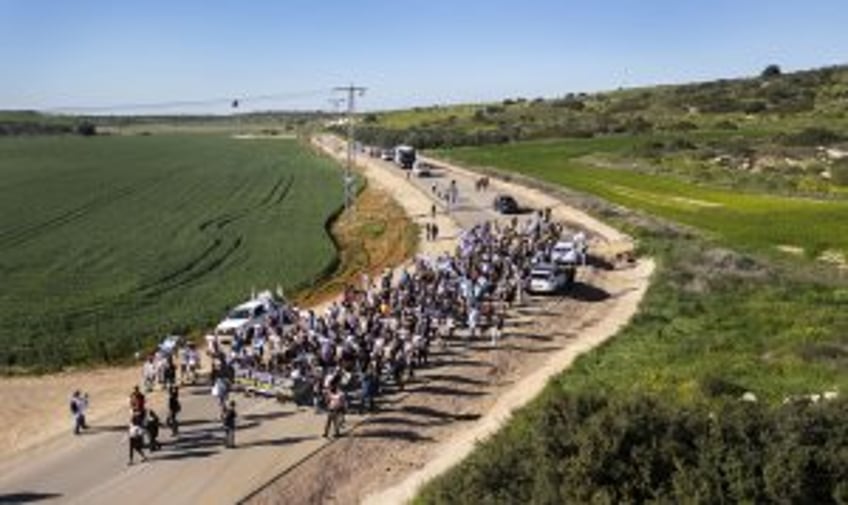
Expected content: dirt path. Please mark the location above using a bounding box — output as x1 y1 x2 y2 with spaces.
247 138 654 505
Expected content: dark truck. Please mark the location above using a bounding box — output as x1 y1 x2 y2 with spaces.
394 145 416 169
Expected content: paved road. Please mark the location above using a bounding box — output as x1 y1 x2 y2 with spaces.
0 137 521 505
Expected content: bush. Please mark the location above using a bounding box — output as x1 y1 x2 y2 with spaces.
417 393 848 504
76 122 97 136
743 100 768 114
831 159 848 186
762 64 783 79
779 127 844 146
715 119 739 130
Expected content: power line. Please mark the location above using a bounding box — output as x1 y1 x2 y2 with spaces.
43 89 330 114
333 84 366 211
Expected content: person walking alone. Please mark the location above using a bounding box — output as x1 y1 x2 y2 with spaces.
128 419 147 465
323 385 346 438
221 400 237 448
167 386 181 436
69 390 88 435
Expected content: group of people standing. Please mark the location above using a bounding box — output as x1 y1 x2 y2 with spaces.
124 383 182 465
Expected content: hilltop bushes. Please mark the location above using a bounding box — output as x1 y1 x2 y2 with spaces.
361 65 848 150
417 393 848 504
0 121 75 136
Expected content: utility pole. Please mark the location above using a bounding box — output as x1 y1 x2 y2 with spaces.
333 84 366 210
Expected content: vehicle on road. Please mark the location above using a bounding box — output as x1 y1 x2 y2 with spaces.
215 291 284 341
381 148 395 161
412 161 433 177
493 194 520 214
158 335 183 356
527 263 570 294
394 145 417 169
551 240 579 265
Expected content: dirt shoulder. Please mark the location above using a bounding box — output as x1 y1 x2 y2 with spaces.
247 139 654 505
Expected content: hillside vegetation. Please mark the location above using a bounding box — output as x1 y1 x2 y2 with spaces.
439 138 848 263
363 65 848 146
359 65 848 199
410 65 848 503
0 135 343 372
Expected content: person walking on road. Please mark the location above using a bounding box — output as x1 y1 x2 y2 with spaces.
490 312 505 347
146 410 161 451
129 386 145 426
128 419 148 465
221 400 237 448
69 390 88 435
167 385 181 436
323 385 346 438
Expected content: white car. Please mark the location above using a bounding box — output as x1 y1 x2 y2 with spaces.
551 241 578 265
215 292 281 341
412 161 433 177
527 263 569 294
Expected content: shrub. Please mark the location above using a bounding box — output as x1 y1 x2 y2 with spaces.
831 158 848 186
762 64 783 79
417 394 848 504
715 119 739 130
779 127 844 146
76 122 97 136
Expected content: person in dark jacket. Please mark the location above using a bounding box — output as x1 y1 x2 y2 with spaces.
128 419 147 465
167 386 181 436
146 410 161 451
222 400 237 448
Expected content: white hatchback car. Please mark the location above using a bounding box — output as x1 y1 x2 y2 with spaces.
215 292 281 341
527 263 569 294
412 161 433 177
551 241 580 265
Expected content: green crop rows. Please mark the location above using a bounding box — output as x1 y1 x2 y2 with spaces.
0 135 343 371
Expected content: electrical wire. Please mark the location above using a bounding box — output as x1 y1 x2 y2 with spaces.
43 88 331 114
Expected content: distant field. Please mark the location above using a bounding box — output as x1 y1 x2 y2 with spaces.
437 137 848 260
0 135 343 371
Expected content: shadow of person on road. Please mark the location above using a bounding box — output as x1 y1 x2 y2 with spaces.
234 435 317 449
354 429 435 442
153 449 219 462
0 491 62 503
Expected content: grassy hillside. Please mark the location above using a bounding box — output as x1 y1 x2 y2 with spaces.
438 137 848 262
357 65 848 203
365 65 848 144
0 135 343 371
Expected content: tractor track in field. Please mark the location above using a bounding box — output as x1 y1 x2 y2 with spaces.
0 172 181 251
0 186 140 251
141 236 244 299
